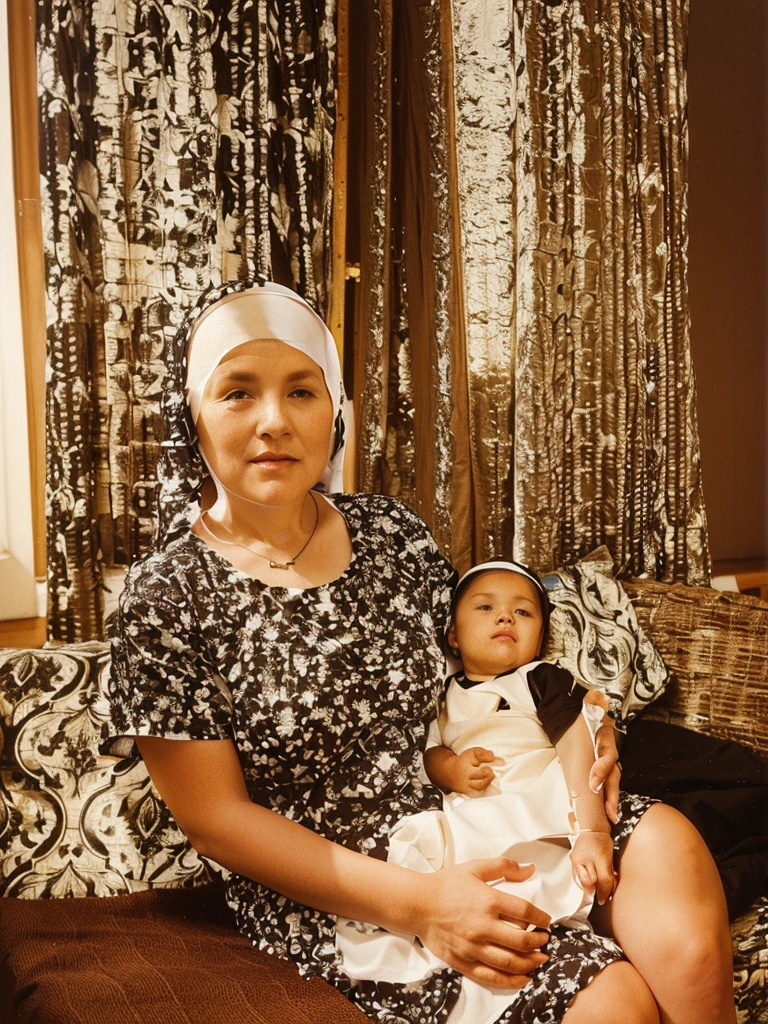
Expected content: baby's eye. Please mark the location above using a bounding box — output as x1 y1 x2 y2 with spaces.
516 608 531 617
477 603 492 611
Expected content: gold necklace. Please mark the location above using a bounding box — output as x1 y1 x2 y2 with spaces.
200 492 320 570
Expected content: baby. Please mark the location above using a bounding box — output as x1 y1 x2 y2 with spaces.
335 559 619 1005
423 559 616 908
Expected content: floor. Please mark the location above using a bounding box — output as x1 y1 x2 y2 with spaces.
0 567 127 650
0 617 46 649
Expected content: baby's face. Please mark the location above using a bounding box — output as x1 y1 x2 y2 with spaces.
449 571 545 678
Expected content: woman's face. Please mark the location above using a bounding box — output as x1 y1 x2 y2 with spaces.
195 339 334 507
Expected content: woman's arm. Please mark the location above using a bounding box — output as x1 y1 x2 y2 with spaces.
590 717 622 824
138 735 551 988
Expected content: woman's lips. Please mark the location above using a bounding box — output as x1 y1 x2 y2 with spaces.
249 454 298 470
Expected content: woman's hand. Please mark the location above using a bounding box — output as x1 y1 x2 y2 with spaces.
411 857 551 988
589 719 622 824
137 737 550 988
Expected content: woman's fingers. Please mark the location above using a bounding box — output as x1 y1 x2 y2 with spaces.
495 897 551 934
451 955 537 990
416 862 553 986
484 918 550 953
452 942 549 987
588 753 613 794
593 722 621 824
472 856 533 884
603 764 621 824
589 750 620 819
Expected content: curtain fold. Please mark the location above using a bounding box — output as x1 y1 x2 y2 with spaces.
355 0 708 583
507 0 708 583
38 1 337 640
354 0 472 562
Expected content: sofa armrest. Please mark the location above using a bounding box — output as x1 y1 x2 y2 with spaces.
624 580 768 757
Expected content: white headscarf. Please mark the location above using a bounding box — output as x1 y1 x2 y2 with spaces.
185 281 346 496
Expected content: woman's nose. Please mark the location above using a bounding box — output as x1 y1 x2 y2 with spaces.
255 398 290 437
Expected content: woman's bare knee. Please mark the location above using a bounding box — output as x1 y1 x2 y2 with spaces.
562 961 659 1024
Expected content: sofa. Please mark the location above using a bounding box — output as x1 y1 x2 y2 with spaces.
1 578 767 1024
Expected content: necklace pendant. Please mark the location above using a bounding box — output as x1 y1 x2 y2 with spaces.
269 559 295 570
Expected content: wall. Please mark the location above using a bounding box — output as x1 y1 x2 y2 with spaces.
0 0 37 620
688 0 768 564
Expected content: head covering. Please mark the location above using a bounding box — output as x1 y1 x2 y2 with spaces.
450 558 551 647
155 277 346 550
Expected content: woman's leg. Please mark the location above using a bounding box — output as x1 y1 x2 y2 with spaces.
591 803 737 1024
562 961 659 1024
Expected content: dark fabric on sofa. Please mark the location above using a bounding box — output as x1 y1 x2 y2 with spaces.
0 884 367 1024
622 720 768 919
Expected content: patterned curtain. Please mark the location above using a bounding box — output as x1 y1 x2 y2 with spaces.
355 0 709 584
38 0 337 641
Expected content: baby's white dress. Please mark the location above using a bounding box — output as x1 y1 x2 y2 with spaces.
336 660 597 1024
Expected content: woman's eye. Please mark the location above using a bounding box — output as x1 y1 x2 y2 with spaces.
224 389 250 402
289 388 315 399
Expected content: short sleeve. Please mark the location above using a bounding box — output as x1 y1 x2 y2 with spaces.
527 662 587 746
106 563 233 743
421 530 458 634
391 500 457 634
425 716 444 750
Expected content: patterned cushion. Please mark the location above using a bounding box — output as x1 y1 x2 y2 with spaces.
540 547 669 725
0 644 217 898
731 895 768 1023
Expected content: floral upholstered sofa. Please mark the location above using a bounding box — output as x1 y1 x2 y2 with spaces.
1 570 767 1024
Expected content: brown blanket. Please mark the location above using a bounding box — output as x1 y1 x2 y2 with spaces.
0 885 368 1024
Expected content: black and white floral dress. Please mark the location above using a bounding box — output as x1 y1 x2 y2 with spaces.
108 493 651 1024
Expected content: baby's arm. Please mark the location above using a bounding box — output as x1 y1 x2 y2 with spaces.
555 716 616 905
424 744 496 796
527 663 616 904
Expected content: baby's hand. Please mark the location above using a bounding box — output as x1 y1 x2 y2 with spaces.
448 747 496 796
570 831 616 905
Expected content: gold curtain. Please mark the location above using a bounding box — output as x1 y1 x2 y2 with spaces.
8 0 46 592
507 0 708 583
354 0 710 584
349 0 473 564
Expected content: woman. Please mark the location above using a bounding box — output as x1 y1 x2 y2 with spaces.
108 278 736 1024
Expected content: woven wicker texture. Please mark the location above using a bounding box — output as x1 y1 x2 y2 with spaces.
623 580 768 757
